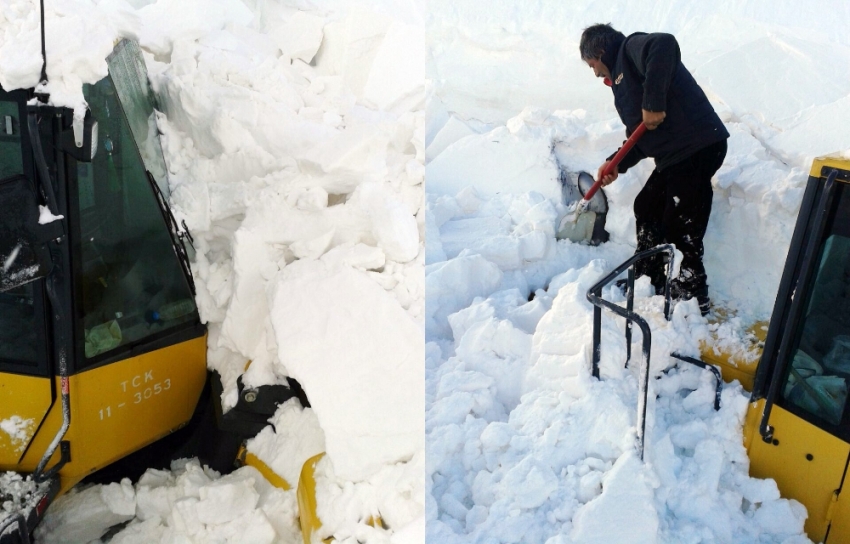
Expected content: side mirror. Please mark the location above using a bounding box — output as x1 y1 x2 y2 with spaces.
59 109 98 162
0 175 53 292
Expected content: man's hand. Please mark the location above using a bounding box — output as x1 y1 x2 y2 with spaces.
597 160 619 187
642 109 666 130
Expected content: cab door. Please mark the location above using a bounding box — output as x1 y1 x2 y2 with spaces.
0 91 54 469
750 160 850 542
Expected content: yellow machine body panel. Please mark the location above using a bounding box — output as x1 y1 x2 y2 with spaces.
746 402 850 542
292 452 384 542
238 445 292 491
298 452 327 544
699 319 767 393
9 334 207 493
811 156 850 177
741 398 763 453
0 374 52 465
828 467 850 543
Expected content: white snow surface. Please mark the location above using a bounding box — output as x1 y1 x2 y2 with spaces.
2 0 424 542
35 460 301 544
426 1 849 543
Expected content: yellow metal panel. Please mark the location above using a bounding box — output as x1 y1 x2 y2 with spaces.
298 453 328 544
238 445 292 491
810 156 850 179
747 404 850 542
251 449 382 541
17 334 207 494
699 318 767 392
0 373 52 466
742 399 764 453
828 478 850 543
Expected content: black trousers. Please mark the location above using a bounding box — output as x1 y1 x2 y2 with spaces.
633 140 727 298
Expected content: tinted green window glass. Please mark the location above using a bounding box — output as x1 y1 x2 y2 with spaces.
781 181 850 426
107 39 170 198
0 101 23 180
78 75 196 361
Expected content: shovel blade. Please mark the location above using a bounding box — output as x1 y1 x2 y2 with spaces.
557 210 597 242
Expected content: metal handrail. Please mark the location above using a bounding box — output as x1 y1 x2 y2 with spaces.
586 244 723 460
587 245 675 373
670 353 723 411
587 244 674 461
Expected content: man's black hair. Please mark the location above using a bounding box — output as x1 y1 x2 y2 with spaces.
579 23 626 61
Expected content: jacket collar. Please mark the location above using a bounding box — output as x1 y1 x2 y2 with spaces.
601 34 625 74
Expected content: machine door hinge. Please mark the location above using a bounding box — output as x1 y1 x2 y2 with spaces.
825 489 840 523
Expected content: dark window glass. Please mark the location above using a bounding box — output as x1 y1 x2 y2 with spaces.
0 282 47 370
0 100 23 181
78 74 196 362
781 181 850 427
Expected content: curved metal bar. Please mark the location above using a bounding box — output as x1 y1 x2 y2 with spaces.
27 113 60 218
758 169 838 442
0 512 30 544
588 290 653 460
585 244 675 461
625 267 634 367
670 353 723 411
591 288 602 379
33 275 70 482
587 244 675 379
586 244 676 300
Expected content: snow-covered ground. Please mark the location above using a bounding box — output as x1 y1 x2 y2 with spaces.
1 0 424 542
426 1 850 543
4 0 850 542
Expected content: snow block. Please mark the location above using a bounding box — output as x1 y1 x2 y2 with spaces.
269 261 424 481
425 254 503 339
426 115 480 163
196 475 260 524
570 452 659 544
34 482 136 543
298 124 389 194
271 11 325 63
354 182 420 263
425 126 562 203
362 22 425 113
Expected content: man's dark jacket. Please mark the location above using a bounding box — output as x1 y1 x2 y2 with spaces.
602 32 729 172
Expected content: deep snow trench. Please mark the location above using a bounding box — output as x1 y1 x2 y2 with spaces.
425 1 850 543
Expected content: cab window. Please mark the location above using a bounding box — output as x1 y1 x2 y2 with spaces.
106 39 170 198
0 282 48 375
781 180 850 428
0 100 49 375
76 74 196 364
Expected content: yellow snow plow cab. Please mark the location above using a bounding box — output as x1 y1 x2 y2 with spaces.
0 39 331 544
700 156 850 543
0 38 207 540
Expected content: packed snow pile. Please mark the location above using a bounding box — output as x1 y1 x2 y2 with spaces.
35 460 301 544
425 246 810 542
0 416 34 455
426 0 849 543
144 0 426 484
2 0 424 541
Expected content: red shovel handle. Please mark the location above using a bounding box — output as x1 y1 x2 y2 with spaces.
583 122 648 201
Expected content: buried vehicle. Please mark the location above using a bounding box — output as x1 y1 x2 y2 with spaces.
0 39 328 544
589 155 850 542
708 156 850 543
